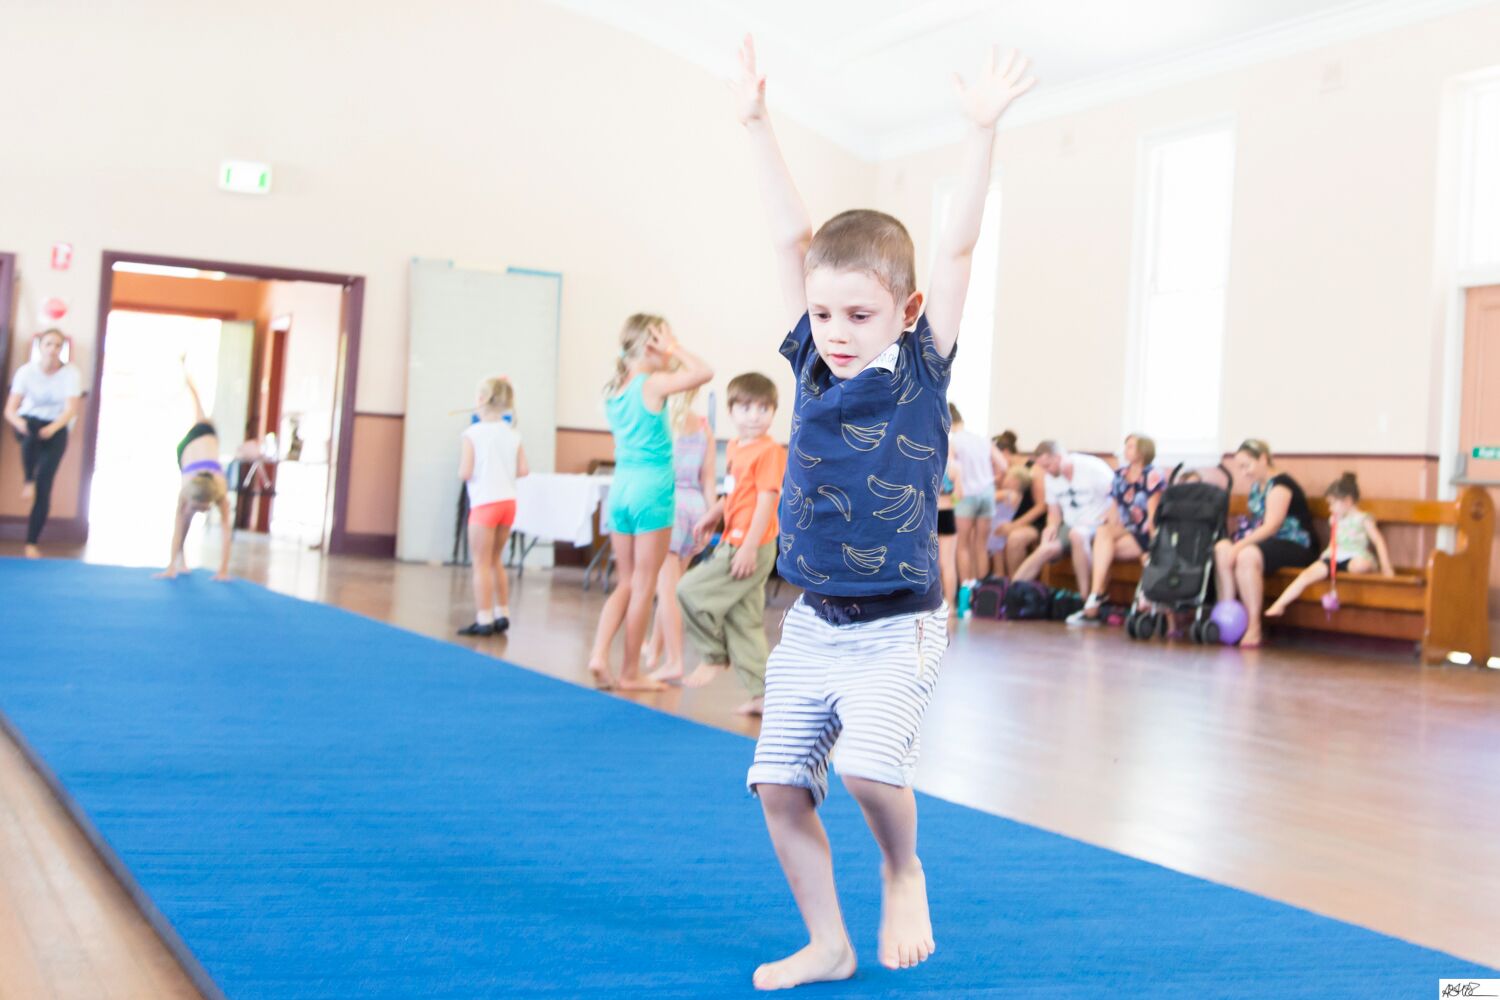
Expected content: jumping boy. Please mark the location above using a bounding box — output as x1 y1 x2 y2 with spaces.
734 36 1034 990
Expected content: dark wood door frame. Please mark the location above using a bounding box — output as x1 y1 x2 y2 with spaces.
87 251 367 555
0 252 14 396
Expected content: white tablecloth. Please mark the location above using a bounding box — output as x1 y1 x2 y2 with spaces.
513 473 611 547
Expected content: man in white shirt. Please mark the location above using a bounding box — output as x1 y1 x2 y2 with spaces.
1012 440 1115 588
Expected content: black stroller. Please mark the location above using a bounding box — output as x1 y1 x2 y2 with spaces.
1125 464 1232 643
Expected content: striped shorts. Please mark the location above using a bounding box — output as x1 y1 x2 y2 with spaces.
746 598 949 806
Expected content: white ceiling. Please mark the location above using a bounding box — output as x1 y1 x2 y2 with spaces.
546 0 1494 159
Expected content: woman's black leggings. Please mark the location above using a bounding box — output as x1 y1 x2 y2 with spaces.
15 416 68 545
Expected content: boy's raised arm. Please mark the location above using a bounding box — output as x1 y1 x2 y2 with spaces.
926 46 1035 358
736 35 812 329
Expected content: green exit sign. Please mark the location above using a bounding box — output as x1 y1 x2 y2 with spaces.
219 159 272 195
1474 446 1500 460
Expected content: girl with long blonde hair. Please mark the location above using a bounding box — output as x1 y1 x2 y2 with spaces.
587 314 713 690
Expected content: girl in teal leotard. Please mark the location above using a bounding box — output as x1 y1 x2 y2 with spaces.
586 314 713 691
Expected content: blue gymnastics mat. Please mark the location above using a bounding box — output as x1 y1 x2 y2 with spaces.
0 559 1490 998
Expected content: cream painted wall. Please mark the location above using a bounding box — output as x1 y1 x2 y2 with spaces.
875 3 1500 456
0 0 873 440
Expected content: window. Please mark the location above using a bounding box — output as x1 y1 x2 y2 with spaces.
1458 76 1500 271
931 180 1002 434
1127 123 1236 456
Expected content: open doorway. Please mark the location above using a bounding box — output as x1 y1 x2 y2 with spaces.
79 252 365 565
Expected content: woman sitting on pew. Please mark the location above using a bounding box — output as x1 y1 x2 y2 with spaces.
1266 472 1394 618
1214 439 1319 648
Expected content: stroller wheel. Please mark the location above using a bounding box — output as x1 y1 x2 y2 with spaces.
1188 620 1205 644
1202 621 1221 645
1125 610 1141 640
1154 612 1170 640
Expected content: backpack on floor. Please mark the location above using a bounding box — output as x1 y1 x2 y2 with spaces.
1048 588 1086 621
1002 580 1053 621
971 577 1009 619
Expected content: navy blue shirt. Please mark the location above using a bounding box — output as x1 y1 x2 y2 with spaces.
777 311 954 598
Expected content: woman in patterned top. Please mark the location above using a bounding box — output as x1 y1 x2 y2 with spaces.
1266 472 1394 618
1215 438 1319 647
1067 433 1165 625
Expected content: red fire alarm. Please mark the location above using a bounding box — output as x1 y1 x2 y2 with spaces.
42 297 68 321
50 243 73 271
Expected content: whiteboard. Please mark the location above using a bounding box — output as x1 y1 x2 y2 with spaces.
399 259 560 563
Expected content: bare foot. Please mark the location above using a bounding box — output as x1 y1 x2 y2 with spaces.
23 544 41 560
587 662 614 690
20 482 34 502
879 861 936 971
647 663 684 684
1264 604 1285 618
735 696 765 716
616 674 666 692
1239 628 1262 649
641 642 658 672
753 939 856 991
681 662 728 689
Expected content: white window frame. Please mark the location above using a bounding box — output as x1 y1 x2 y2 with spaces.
930 175 1002 435
1436 67 1500 500
1122 117 1237 467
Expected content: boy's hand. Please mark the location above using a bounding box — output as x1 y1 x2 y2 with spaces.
734 34 768 125
730 545 757 580
953 46 1036 129
693 514 718 549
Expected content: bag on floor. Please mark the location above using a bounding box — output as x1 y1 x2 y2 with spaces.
1049 588 1086 621
971 577 1009 619
1002 580 1053 620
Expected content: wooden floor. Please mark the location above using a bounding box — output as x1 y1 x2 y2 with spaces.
2 534 1498 996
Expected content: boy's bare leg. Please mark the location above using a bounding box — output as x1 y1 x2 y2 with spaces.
843 776 935 971
754 784 857 990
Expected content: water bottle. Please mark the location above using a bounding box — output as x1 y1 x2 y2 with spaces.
957 581 972 618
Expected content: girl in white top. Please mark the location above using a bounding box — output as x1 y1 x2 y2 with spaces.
947 403 1007 587
457 376 529 637
4 329 82 557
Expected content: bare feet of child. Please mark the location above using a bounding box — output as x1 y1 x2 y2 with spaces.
879 861 936 971
24 544 41 560
681 662 727 688
1264 603 1286 618
615 672 666 692
587 661 614 690
752 939 856 991
734 696 764 716
1239 628 1263 649
647 661 684 684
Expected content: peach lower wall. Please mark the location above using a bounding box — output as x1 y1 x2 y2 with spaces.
346 414 404 536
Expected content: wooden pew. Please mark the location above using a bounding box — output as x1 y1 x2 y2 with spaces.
1040 485 1493 664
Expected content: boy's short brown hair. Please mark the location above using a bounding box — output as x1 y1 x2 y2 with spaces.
804 209 916 304
727 372 778 410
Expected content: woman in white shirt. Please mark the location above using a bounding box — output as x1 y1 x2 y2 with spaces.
4 330 82 557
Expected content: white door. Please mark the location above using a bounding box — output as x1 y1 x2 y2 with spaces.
212 320 255 444
399 259 559 563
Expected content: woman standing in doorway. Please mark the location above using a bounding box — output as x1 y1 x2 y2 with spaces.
4 329 82 558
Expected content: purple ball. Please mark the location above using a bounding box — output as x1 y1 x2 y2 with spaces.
1211 600 1249 645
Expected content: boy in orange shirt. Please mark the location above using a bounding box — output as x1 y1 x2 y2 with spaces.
679 373 785 715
